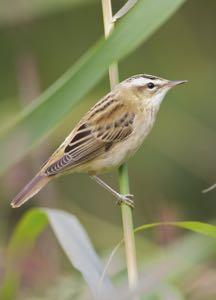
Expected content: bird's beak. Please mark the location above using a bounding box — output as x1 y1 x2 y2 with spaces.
168 80 188 88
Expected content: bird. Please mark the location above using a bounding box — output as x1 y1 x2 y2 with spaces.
11 74 187 208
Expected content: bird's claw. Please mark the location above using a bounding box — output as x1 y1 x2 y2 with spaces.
116 194 135 208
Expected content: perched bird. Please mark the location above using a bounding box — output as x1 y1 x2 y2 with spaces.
11 74 187 208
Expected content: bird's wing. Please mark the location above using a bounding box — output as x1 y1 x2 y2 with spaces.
44 99 135 175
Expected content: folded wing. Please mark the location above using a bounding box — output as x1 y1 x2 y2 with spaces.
44 100 135 176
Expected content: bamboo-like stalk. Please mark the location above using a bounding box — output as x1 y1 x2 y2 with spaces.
101 0 138 292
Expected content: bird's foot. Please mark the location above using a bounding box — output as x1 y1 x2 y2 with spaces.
116 194 134 208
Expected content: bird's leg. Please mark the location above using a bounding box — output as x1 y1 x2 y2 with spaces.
90 175 134 208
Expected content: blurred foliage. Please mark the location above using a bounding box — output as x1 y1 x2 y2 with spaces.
0 0 216 299
2 208 216 299
0 0 97 26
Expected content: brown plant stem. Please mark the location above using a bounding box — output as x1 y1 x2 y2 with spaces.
101 0 138 292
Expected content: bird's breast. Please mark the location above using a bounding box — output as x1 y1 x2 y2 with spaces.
78 110 157 174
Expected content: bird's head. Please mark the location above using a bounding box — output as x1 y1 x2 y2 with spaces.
122 74 187 108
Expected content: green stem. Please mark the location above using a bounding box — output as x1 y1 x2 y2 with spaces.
119 164 138 290
101 0 138 292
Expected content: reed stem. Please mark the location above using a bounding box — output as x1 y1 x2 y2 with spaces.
101 0 138 292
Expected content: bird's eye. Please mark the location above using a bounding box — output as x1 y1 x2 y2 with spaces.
147 82 155 89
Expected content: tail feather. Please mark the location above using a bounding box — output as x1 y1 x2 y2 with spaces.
11 173 51 208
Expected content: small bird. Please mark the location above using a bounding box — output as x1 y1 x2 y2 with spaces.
11 74 187 208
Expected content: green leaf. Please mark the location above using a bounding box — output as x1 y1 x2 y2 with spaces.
7 209 48 260
0 209 48 300
1 208 115 299
0 0 186 174
135 221 216 239
43 208 115 298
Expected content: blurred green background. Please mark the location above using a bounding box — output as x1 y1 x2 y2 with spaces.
0 0 216 299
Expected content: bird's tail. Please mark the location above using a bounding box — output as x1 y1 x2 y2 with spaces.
11 173 51 208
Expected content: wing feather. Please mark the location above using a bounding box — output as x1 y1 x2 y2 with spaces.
44 101 135 175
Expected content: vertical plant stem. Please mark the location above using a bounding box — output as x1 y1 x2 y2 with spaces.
101 0 119 88
101 0 138 292
118 164 138 290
